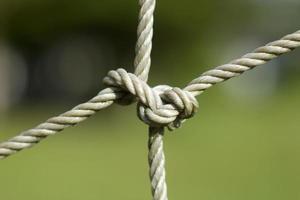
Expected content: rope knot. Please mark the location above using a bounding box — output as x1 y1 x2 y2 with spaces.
103 68 199 130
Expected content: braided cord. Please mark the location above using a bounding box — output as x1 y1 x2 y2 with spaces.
0 88 124 159
185 30 300 96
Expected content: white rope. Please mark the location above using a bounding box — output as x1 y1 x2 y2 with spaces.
0 1 299 199
0 87 125 159
133 1 168 199
134 0 156 82
103 69 198 129
185 30 300 96
104 29 300 127
148 127 168 200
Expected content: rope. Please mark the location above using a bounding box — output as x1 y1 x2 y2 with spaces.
103 69 198 129
0 1 299 199
185 31 300 96
1 30 299 199
134 1 168 199
134 0 156 82
0 87 125 159
148 127 168 200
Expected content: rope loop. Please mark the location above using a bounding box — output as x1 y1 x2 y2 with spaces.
103 68 198 130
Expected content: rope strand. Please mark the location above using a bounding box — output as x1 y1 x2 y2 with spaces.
185 30 300 96
0 30 299 172
0 87 124 159
0 3 299 200
134 0 156 82
148 127 168 200
133 1 168 199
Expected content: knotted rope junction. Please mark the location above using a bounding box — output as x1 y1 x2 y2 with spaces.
1 1 300 199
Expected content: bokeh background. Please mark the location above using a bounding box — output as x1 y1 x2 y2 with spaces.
1 0 300 199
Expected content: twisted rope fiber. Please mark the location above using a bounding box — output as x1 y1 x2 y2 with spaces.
134 0 155 82
0 30 299 199
0 0 157 158
0 87 126 159
0 7 299 199
143 28 300 200
103 30 300 129
185 30 300 96
1 1 167 200
134 1 169 199
148 127 168 200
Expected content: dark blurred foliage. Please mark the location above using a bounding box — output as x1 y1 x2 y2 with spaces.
0 0 299 107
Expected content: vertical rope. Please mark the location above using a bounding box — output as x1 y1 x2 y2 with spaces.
134 1 168 199
148 127 168 200
134 0 156 82
133 1 167 199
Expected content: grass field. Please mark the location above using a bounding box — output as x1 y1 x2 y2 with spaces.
1 78 300 200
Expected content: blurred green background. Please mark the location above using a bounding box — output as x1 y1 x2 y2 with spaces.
1 0 300 200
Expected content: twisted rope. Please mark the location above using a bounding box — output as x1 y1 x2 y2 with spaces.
0 0 158 161
148 127 168 200
103 30 300 129
103 68 198 129
134 0 156 82
134 1 168 199
0 2 299 199
0 87 125 159
185 30 300 96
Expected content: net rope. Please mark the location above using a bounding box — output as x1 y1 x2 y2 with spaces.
1 1 300 200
